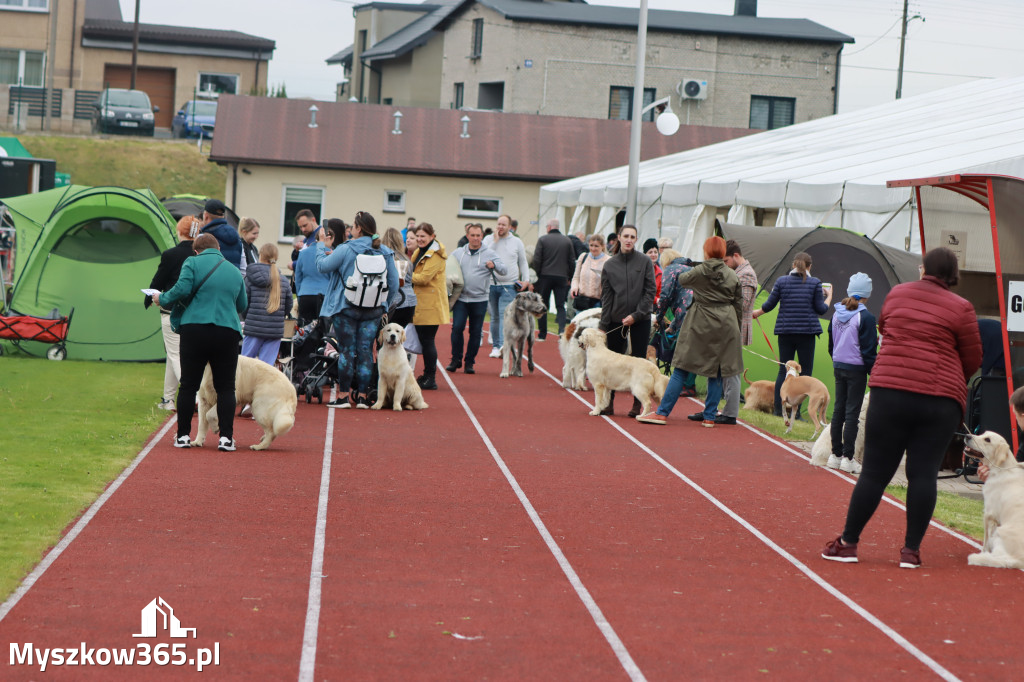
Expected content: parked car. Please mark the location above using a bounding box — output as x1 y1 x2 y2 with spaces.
172 100 218 139
91 88 158 136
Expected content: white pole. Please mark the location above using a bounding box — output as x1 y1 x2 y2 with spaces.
625 0 649 227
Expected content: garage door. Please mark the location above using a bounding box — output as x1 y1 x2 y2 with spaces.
103 65 176 129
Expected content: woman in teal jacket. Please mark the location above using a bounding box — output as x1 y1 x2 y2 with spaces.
155 234 247 451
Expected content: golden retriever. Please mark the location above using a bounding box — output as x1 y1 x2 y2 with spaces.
580 328 669 418
559 308 601 390
742 368 775 414
195 356 296 451
965 431 1024 569
780 360 830 439
372 323 428 411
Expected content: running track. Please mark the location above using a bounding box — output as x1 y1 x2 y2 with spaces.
2 332 1022 681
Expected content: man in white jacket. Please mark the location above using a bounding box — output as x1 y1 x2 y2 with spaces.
447 225 507 374
482 215 529 358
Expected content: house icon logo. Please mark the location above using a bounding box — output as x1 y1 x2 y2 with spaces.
133 597 197 638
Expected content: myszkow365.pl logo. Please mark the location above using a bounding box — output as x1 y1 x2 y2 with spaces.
9 597 221 673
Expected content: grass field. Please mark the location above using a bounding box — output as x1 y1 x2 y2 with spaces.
18 133 226 200
0 356 166 600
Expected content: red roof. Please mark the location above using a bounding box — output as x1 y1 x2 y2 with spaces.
209 95 753 182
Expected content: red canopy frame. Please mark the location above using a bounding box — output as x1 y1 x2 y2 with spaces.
887 173 1019 451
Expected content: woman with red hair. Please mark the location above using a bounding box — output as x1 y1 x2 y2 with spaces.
638 236 743 427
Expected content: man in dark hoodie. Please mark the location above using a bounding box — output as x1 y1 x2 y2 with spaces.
200 198 242 270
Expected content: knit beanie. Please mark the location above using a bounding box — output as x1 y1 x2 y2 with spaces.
847 272 873 299
642 238 659 254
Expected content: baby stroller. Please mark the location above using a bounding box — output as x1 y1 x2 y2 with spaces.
295 320 338 404
649 321 677 375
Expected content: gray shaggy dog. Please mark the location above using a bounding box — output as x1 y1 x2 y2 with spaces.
499 291 547 378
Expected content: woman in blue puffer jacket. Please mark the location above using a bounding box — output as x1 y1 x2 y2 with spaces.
752 251 832 416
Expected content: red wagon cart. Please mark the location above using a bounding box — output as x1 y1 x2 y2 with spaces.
0 307 74 360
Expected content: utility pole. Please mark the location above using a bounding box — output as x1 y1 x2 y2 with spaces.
130 0 141 89
895 0 909 99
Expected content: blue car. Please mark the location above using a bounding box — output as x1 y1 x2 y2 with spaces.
171 100 218 139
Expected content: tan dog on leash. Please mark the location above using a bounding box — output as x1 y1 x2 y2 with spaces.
779 360 830 438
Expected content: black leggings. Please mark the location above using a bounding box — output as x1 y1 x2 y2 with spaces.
774 333 816 416
177 324 241 440
415 324 439 379
841 387 962 551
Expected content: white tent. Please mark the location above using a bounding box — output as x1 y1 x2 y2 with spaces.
540 76 1024 260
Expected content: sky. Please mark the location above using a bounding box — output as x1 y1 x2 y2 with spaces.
120 0 1024 113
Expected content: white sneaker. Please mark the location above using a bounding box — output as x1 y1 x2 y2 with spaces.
826 454 842 469
840 458 862 474
158 398 176 411
218 437 236 452
173 435 191 448
488 347 502 358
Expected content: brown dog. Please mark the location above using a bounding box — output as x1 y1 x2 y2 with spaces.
779 360 830 438
742 368 775 414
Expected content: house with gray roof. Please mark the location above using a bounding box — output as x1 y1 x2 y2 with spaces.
328 0 852 129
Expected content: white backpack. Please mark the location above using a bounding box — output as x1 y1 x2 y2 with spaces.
344 253 389 307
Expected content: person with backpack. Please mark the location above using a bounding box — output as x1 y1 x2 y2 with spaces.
316 211 400 409
825 273 878 474
241 243 293 366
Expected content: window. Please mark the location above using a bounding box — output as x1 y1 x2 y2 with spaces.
281 186 324 239
198 72 238 96
470 18 483 58
0 0 48 9
478 81 504 111
383 190 406 213
608 86 656 122
0 49 45 87
749 95 795 130
453 82 464 109
459 195 501 219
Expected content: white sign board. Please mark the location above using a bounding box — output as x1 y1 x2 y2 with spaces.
940 230 968 269
1008 281 1024 332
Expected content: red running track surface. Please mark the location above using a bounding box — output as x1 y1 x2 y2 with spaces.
1 329 1022 681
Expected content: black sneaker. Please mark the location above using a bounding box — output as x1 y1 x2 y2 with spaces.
464 364 475 375
355 395 371 409
173 434 191 448
714 414 737 425
417 376 438 391
445 361 461 372
327 396 351 409
687 412 705 422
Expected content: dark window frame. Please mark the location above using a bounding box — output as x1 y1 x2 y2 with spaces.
453 82 464 109
470 18 483 58
608 86 656 122
749 95 796 130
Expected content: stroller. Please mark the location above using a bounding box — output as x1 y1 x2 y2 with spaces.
649 321 677 375
294 319 338 404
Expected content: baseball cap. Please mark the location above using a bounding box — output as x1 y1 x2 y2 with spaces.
204 198 226 216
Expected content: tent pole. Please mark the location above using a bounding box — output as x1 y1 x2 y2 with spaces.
625 0 648 227
869 197 912 242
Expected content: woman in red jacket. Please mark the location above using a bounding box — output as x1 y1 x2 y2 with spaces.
822 247 982 569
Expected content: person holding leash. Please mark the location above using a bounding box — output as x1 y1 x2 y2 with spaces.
447 224 506 374
822 247 981 569
825 273 878 474
598 224 656 417
316 211 400 408
153 233 247 451
752 251 832 417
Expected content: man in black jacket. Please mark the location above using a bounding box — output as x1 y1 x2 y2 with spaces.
532 219 576 341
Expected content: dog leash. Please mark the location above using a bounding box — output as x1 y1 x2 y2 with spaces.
754 318 779 359
743 347 785 366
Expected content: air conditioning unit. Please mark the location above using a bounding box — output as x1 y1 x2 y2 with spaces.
678 79 708 100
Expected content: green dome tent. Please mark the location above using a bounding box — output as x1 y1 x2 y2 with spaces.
2 185 177 361
719 223 921 418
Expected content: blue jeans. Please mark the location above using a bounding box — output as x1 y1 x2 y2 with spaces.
450 299 489 366
330 306 384 396
704 372 724 420
488 284 517 349
241 336 281 366
655 368 690 416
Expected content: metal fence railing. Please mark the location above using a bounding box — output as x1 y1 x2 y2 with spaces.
6 87 62 117
73 90 101 120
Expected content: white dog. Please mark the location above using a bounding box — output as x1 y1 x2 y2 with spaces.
811 392 870 467
559 308 602 390
195 356 296 451
965 431 1024 569
580 328 669 417
372 323 428 411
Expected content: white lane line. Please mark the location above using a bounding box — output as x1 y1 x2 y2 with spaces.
0 418 176 623
298 387 337 682
533 363 961 682
441 368 648 682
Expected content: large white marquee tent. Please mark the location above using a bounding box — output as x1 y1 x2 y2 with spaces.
540 76 1024 261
